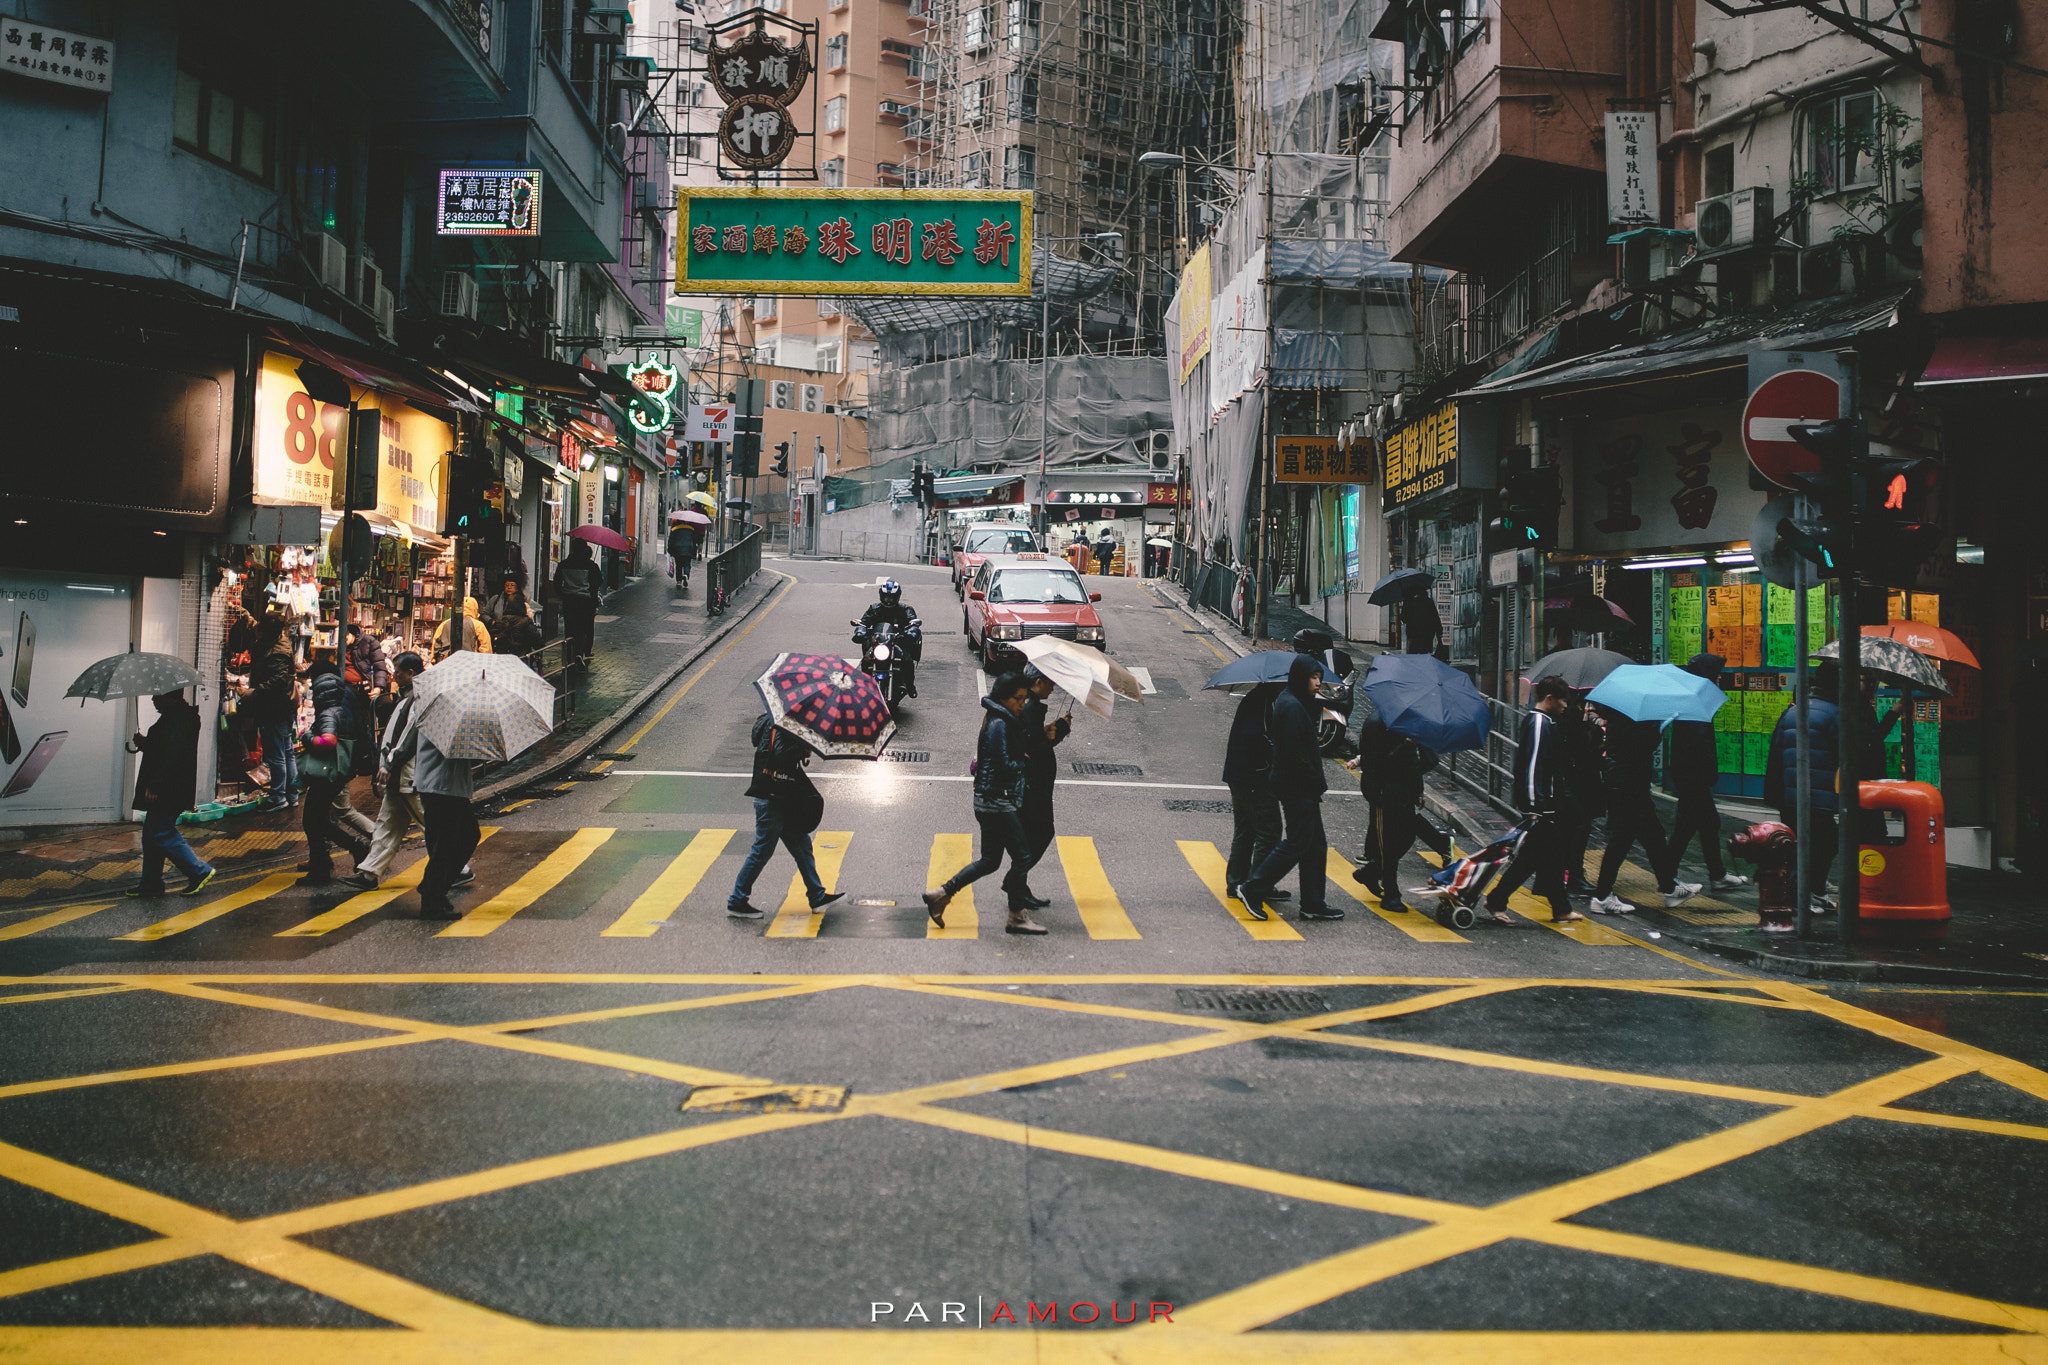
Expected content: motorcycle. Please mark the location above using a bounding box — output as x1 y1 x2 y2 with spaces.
854 618 918 713
1292 628 1356 757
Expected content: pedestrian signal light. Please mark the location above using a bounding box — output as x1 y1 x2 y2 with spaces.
1489 465 1561 552
1884 475 1906 511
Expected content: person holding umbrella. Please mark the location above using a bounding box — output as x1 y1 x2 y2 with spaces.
1668 653 1746 892
124 690 216 898
1349 714 1451 913
726 710 847 920
553 539 605 667
1237 655 1343 922
667 515 701 591
1586 702 1699 914
924 672 1045 933
1016 665 1070 908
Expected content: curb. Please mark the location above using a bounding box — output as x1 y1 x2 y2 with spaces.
473 570 788 805
1147 579 1250 659
1644 921 2048 988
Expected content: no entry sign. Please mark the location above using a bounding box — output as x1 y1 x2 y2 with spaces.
1742 354 1848 487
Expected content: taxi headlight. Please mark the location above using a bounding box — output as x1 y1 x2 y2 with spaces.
989 623 1024 640
1076 626 1105 642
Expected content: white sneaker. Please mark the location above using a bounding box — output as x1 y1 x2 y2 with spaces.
1589 894 1633 915
1709 875 1750 891
1662 882 1703 908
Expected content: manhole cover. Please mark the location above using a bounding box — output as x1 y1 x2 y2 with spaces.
1163 799 1232 814
880 750 930 763
1174 988 1330 1015
1072 762 1143 777
683 1084 850 1114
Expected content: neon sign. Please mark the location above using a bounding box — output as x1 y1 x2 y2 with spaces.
625 353 680 436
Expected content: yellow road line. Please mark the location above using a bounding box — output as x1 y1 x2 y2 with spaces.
1160 606 1233 662
601 828 735 937
1327 847 1468 941
0 1035 434 1103
924 832 979 939
0 902 119 942
1053 835 1140 939
1176 840 1302 940
437 827 615 938
114 874 303 942
765 831 852 938
496 798 537 812
0 984 135 1006
277 829 501 937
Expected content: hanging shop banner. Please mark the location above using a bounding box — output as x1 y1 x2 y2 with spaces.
1571 403 1767 554
1177 244 1213 384
436 169 541 236
675 189 1032 297
1208 248 1268 422
577 470 603 528
253 352 451 538
1381 401 1460 512
1045 490 1146 506
2 19 114 92
1275 434 1373 485
1604 111 1659 227
685 404 734 442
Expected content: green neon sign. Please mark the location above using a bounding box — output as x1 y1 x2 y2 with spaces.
624 352 680 435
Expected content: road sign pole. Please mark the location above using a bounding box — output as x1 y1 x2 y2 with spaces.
1837 570 1861 942
1793 527 1812 939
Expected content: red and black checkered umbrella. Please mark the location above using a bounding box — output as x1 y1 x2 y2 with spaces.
755 652 895 759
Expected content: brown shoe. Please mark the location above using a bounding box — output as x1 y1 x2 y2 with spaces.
1005 909 1048 935
922 887 951 927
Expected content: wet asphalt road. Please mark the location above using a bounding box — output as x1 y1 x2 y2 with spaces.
1 555 2045 1360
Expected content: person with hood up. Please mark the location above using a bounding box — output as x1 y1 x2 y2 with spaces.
1349 713 1452 914
432 596 493 661
1237 654 1342 921
124 690 216 897
1668 652 1747 891
299 654 371 884
1222 681 1288 908
923 672 1045 933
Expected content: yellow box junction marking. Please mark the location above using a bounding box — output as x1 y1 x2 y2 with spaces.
0 902 118 942
1325 847 1468 942
279 829 501 937
1176 840 1302 940
765 831 852 938
115 873 304 942
437 828 614 938
925 832 979 939
602 829 736 937
1054 835 1141 939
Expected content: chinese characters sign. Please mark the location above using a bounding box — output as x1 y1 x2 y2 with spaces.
437 169 541 237
719 95 797 170
676 189 1032 297
1274 435 1371 486
624 353 679 436
1382 401 1459 512
1177 244 1212 384
1573 403 1765 554
708 26 811 105
1604 111 1659 226
1 20 113 92
1046 490 1140 505
253 353 450 538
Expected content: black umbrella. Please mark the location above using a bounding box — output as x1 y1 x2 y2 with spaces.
1523 646 1633 691
1368 568 1434 606
1546 596 1635 632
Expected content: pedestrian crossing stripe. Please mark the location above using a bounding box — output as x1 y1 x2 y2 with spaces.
766 832 853 938
438 827 616 938
924 832 978 939
1175 840 1302 941
1053 835 1141 940
278 829 502 938
603 828 736 937
0 901 117 942
116 873 305 942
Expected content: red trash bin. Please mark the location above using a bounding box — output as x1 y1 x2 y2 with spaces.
1856 780 1949 940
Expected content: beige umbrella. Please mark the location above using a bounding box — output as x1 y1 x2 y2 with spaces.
1014 636 1144 720
411 651 556 761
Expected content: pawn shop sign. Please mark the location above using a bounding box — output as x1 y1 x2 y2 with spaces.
1743 351 1850 487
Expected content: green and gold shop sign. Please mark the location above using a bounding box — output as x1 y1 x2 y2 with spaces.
1381 399 1460 513
675 188 1033 297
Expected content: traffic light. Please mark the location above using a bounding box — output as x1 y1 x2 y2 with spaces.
771 441 791 478
730 414 761 477
1853 453 1944 588
916 468 937 508
442 456 498 536
1490 466 1560 551
1778 420 1859 577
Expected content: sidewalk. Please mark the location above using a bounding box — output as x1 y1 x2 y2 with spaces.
0 567 783 913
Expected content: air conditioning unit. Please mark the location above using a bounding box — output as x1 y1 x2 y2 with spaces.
440 271 480 320
373 284 396 340
581 8 628 43
352 256 383 309
1694 187 1774 252
802 383 823 412
305 232 347 294
1798 245 1845 299
632 178 666 215
772 379 795 409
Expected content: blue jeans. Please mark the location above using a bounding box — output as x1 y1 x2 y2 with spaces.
141 807 210 888
730 798 825 906
260 719 297 803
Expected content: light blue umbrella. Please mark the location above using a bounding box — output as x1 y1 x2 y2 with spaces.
1358 653 1491 754
1586 663 1727 723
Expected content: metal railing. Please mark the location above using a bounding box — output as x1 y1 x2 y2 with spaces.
705 526 764 614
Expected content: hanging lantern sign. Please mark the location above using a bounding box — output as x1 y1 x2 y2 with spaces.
624 353 680 436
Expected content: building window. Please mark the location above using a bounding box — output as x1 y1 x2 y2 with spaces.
1004 145 1035 190
825 32 849 69
173 56 271 181
961 77 989 119
288 127 351 236
757 295 779 321
822 156 845 186
1088 87 1128 128
1008 0 1040 51
817 296 842 317
1082 155 1129 199
960 151 988 188
1806 89 1882 196
964 6 989 51
1703 144 1735 198
817 340 842 373
1006 70 1038 118
824 95 846 131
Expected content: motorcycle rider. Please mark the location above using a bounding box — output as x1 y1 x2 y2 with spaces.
854 579 922 698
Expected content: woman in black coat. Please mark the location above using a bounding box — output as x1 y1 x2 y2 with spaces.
127 691 217 897
300 656 370 883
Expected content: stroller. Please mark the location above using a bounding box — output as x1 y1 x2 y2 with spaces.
1406 815 1544 929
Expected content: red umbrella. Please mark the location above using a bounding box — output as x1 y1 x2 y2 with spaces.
569 524 631 552
756 652 895 759
1862 622 1979 669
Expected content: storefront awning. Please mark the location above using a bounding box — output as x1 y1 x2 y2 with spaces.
264 324 472 412
1916 335 2048 388
933 474 1023 498
430 327 638 399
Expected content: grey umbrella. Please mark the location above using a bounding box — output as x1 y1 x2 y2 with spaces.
1813 636 1951 696
1524 646 1634 690
64 649 204 705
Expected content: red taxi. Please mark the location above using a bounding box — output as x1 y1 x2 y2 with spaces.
963 554 1105 672
951 522 1043 596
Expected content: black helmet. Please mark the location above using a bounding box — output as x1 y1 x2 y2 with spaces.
1291 627 1335 655
879 579 901 607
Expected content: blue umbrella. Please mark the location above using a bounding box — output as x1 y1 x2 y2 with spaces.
1586 663 1728 723
1202 649 1341 695
1358 653 1491 753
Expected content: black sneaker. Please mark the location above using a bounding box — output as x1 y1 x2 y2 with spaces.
808 891 847 911
1233 884 1271 921
181 869 217 897
419 899 461 920
1298 907 1345 921
727 901 766 919
1268 889 1292 901
342 871 380 891
451 869 477 888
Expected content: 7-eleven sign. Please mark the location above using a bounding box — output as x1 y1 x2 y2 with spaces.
686 405 733 442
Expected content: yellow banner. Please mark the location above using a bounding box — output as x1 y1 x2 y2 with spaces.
253 352 451 538
1177 244 1212 384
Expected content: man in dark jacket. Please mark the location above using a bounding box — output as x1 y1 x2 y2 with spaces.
1481 674 1584 924
1588 706 1700 913
553 540 604 666
241 616 300 811
728 713 848 920
1667 652 1745 891
1350 714 1451 913
854 580 922 696
1223 682 1287 904
346 624 391 711
1016 665 1071 907
925 673 1043 933
1093 529 1117 576
1401 584 1442 656
300 656 370 883
1239 654 1341 921
666 520 699 589
125 691 216 897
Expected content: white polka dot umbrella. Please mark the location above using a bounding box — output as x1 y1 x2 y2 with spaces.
412 651 556 761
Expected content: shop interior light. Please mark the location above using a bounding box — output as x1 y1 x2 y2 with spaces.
603 465 620 482
578 450 599 471
1622 556 1708 570
1957 541 1985 564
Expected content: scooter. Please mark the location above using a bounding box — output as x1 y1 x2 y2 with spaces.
854 619 917 714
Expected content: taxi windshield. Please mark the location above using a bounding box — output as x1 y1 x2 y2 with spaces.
965 527 1038 553
989 569 1087 605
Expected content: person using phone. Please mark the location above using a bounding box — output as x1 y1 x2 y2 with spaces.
125 691 215 898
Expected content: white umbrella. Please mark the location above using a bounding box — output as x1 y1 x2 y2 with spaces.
1014 636 1144 720
64 649 204 704
411 651 555 761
